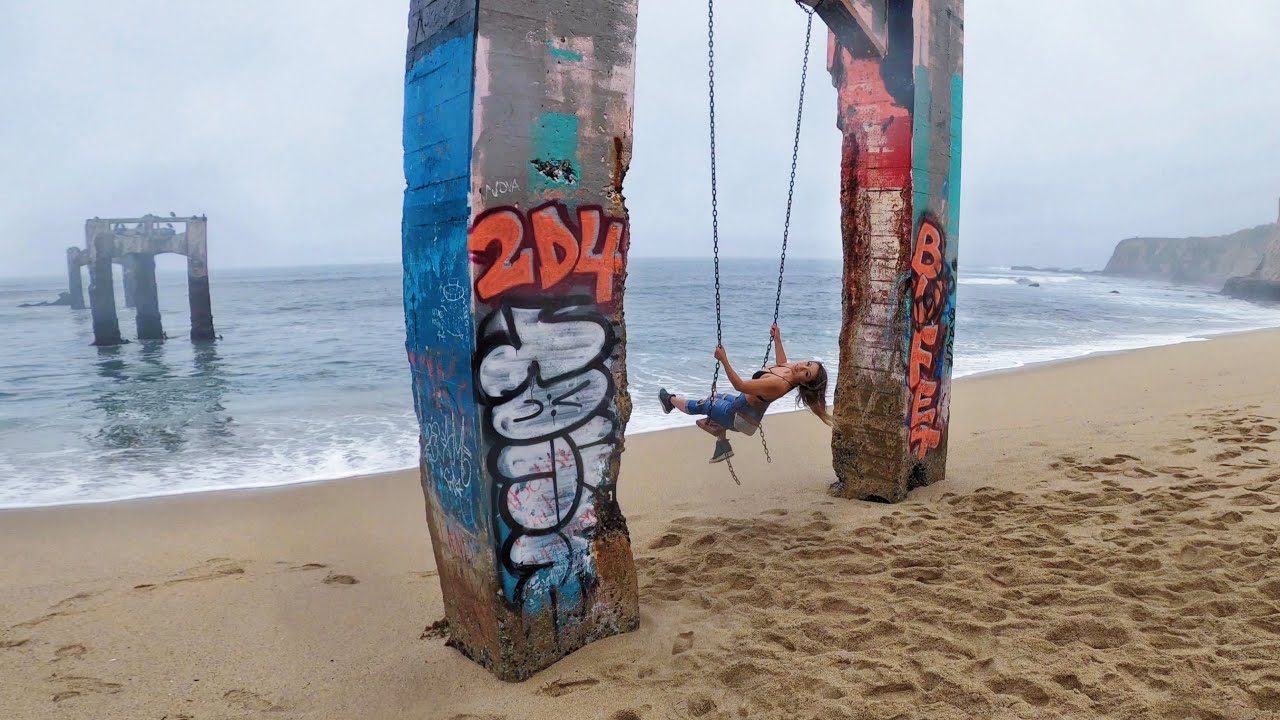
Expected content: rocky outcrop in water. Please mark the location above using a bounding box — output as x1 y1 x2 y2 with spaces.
17 292 74 308
1103 220 1274 286
1223 200 1280 302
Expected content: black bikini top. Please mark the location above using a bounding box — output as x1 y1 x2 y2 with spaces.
750 366 795 402
752 366 795 384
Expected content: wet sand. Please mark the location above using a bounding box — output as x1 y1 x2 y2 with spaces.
2 329 1279 719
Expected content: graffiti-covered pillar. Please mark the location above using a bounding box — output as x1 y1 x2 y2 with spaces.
818 0 963 502
401 0 639 681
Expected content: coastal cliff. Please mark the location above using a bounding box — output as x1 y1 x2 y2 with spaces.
1103 223 1274 285
1223 199 1280 301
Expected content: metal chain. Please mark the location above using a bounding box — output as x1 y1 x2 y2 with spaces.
762 4 815 369
706 0 739 486
707 0 723 398
757 4 815 466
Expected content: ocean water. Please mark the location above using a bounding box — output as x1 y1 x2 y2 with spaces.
2 259 1279 508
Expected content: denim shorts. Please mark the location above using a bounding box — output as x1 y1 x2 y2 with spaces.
686 392 763 433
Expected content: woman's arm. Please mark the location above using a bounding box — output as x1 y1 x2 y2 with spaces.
714 345 745 391
715 346 788 398
771 324 788 365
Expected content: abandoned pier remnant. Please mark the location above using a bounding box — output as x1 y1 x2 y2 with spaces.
806 0 964 503
401 0 962 680
77 215 215 345
401 0 639 681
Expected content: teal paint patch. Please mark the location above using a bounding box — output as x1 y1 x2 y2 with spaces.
545 40 583 62
946 73 963 250
910 65 932 229
528 112 580 195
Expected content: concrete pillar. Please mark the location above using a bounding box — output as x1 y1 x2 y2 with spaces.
85 220 125 346
402 0 639 681
186 218 215 342
120 254 138 309
132 254 164 340
66 248 86 310
825 0 963 502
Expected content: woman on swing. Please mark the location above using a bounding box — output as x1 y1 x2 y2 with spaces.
658 324 832 463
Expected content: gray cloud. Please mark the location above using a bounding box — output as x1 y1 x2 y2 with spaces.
2 0 1277 278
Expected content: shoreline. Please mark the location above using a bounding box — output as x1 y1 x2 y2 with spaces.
4 325 1279 513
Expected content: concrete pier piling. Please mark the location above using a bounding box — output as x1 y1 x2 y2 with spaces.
132 254 164 340
806 0 964 503
86 220 125 347
76 215 214 345
401 0 640 681
185 218 215 342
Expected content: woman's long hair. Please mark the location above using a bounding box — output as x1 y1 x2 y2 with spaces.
796 363 832 426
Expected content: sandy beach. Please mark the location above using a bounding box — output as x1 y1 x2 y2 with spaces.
2 329 1279 719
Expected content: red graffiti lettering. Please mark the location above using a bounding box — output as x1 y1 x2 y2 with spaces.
410 349 468 415
531 205 579 288
912 223 942 279
469 209 534 301
908 324 937 389
907 219 950 459
469 202 627 302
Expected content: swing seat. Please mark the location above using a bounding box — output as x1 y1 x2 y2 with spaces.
696 416 759 437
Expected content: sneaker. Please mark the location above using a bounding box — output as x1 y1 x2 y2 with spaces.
658 388 675 414
708 438 734 464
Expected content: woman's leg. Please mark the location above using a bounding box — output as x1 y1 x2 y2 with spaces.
680 393 739 430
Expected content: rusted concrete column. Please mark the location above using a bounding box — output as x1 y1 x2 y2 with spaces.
66 248 86 310
132 254 164 341
120 254 138 309
825 0 963 502
185 218 215 342
402 0 639 681
85 220 125 346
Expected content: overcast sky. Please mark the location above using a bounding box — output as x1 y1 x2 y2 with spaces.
1 0 1278 278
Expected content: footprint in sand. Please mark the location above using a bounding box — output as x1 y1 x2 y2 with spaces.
49 674 123 703
322 573 359 586
137 559 246 591
53 644 87 661
52 591 99 609
648 533 682 550
685 694 717 717
223 689 283 713
988 676 1052 707
671 631 695 655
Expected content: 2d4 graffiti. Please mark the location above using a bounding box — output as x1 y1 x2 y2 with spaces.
468 201 626 303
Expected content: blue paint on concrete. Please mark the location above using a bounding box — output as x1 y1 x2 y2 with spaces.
910 65 932 230
545 40 584 61
946 73 963 250
528 112 581 195
402 29 484 534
